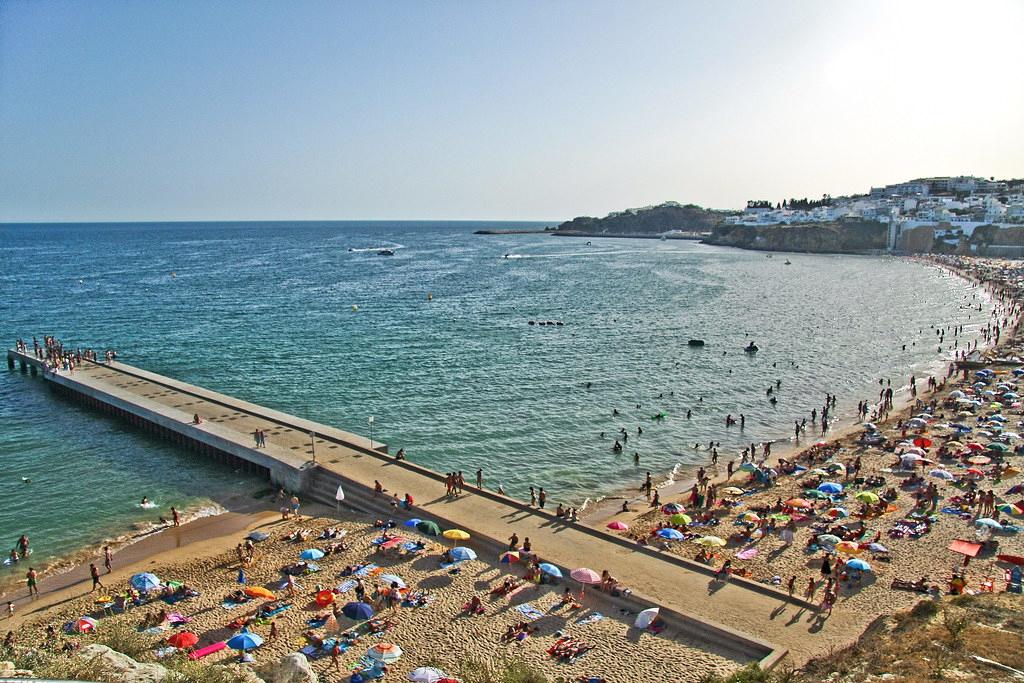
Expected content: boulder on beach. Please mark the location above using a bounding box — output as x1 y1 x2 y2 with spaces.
258 652 318 683
75 645 168 683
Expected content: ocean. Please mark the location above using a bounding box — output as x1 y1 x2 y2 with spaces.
0 221 992 579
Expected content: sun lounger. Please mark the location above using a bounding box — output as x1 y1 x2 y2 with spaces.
514 603 544 621
188 641 227 660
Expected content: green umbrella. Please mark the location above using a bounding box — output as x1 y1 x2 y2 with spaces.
769 513 791 523
987 443 1009 452
805 490 831 499
668 513 692 525
415 520 441 536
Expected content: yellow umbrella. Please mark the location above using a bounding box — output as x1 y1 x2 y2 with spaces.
669 513 692 525
836 541 862 554
855 492 879 504
244 586 276 600
738 512 761 523
696 536 726 547
442 529 470 541
721 487 744 496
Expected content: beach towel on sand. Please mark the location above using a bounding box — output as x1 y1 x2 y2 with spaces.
336 580 357 593
353 564 379 577
576 612 605 625
514 603 544 621
888 519 928 539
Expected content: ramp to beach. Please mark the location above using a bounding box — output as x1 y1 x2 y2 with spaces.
9 348 869 666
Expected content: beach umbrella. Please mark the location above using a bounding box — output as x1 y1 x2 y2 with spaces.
315 590 335 608
130 572 161 591
862 422 878 430
634 607 660 629
448 547 475 562
409 667 448 683
966 443 984 451
300 548 325 561
244 586 275 600
738 512 761 523
965 467 985 477
948 391 966 399
785 498 812 509
805 490 832 499
997 504 1020 515
167 632 199 649
868 543 889 553
403 518 422 527
607 521 629 531
669 513 692 525
570 567 602 584
836 541 862 554
415 521 441 536
721 487 744 496
825 463 846 473
227 632 263 652
366 643 403 664
379 574 406 588
906 418 928 428
442 529 470 541
656 528 685 541
846 558 871 572
818 482 844 494
246 531 269 542
976 518 1003 530
827 507 849 518
808 468 829 476
913 437 933 448
739 462 759 472
855 492 880 504
661 503 685 514
769 513 791 523
946 440 964 448
76 616 97 633
930 469 955 481
538 563 562 578
988 443 1009 453
696 536 726 547
342 602 375 620
816 534 841 546
499 551 521 564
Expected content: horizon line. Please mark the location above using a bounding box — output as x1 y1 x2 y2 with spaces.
0 218 562 226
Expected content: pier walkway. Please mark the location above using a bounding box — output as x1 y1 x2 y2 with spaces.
8 348 867 667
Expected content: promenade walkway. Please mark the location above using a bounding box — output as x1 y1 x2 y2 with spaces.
12 352 869 665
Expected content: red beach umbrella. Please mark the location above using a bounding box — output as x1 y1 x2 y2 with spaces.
607 521 629 531
913 437 932 448
167 632 199 649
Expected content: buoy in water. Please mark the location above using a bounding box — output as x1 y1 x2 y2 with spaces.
427 293 433 301
528 320 535 325
351 305 360 312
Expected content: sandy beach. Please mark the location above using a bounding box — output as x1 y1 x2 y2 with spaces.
4 255 1022 682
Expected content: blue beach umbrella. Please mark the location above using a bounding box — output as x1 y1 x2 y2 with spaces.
976 518 1003 530
403 518 422 527
237 569 246 584
300 548 325 561
538 563 562 578
450 547 477 561
739 462 759 472
817 482 844 494
656 528 685 540
130 573 161 591
342 601 375 620
846 559 871 572
227 631 263 651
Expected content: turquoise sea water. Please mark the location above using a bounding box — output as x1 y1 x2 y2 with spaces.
0 221 992 577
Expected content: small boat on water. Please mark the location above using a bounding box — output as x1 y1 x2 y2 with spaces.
744 342 759 354
784 259 792 265
687 339 706 347
377 249 395 256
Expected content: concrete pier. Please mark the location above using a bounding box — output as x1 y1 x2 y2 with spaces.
6 347 816 668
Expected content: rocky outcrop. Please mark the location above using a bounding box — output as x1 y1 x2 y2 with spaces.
212 663 269 683
75 645 168 683
257 652 318 683
703 219 888 254
0 660 33 678
554 202 726 236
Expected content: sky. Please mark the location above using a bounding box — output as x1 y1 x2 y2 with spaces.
1 1 1023 223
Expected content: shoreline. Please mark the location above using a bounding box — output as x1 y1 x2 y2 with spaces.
582 257 1000 528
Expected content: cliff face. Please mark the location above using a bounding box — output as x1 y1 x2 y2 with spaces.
703 220 888 254
554 202 726 235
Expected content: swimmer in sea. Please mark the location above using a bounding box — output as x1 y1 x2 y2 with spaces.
141 496 149 506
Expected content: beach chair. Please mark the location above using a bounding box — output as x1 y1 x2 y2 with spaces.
188 641 227 660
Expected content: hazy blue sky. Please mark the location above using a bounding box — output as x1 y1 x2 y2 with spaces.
2 1 1022 222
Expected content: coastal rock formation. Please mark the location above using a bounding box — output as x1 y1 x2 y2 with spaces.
0 660 33 678
258 652 318 683
74 645 168 683
213 663 269 683
703 219 888 253
554 202 726 236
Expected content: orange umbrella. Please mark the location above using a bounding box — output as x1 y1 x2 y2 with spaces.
785 498 812 509
836 541 862 554
315 589 335 607
244 586 276 600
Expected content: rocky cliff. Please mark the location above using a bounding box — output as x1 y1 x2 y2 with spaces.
553 202 726 235
703 219 888 254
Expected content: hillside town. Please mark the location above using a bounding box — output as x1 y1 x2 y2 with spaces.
727 175 1024 254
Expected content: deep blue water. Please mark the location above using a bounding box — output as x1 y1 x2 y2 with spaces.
0 221 992 575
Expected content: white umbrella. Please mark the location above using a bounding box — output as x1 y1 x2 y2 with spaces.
408 667 448 683
634 607 660 629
